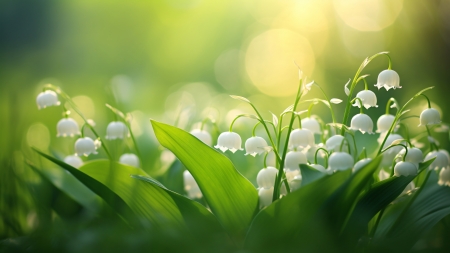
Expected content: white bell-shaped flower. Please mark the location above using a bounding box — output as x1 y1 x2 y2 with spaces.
284 168 300 182
119 153 140 168
288 128 314 150
353 158 372 173
183 170 202 199
258 187 274 208
256 167 278 189
350 113 374 134
74 137 100 156
285 151 307 170
190 129 212 146
398 148 423 168
419 108 441 127
36 90 60 109
56 118 80 137
376 114 395 133
425 150 449 170
289 176 302 191
381 134 404 152
328 152 354 171
352 90 378 109
301 117 322 134
266 151 277 167
325 135 348 153
394 161 417 177
214 132 243 153
374 69 401 90
245 136 268 156
106 121 129 140
438 167 450 187
64 155 83 168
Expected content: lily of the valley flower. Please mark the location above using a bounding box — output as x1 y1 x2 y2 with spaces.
119 153 140 168
328 152 354 171
56 118 80 137
256 167 278 189
350 113 374 134
215 132 243 153
374 69 401 90
183 170 202 199
288 128 314 150
353 90 378 109
258 187 274 208
325 135 348 152
190 129 212 146
36 90 60 109
74 137 101 156
106 121 129 140
353 158 372 173
285 151 307 170
419 108 441 126
394 161 418 177
376 114 395 133
284 168 300 182
398 148 423 168
301 117 322 134
245 136 268 156
438 167 450 187
425 150 449 170
64 155 83 168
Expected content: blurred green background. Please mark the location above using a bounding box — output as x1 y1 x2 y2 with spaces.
1 0 450 243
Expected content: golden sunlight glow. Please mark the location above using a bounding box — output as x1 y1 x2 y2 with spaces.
245 29 315 97
334 0 404 31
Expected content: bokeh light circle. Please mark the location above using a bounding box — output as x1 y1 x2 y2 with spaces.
245 29 315 97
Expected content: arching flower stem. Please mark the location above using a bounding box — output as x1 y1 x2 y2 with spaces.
313 82 337 125
350 97 365 114
44 84 112 160
341 52 391 135
385 97 400 115
421 94 432 108
314 148 329 167
381 143 409 162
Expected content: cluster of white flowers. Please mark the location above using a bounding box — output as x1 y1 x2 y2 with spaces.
36 87 140 168
188 52 450 208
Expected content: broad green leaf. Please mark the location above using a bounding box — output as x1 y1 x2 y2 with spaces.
299 164 325 186
321 156 382 232
131 175 228 241
341 159 435 244
151 120 258 243
244 171 351 252
373 171 450 252
33 148 185 229
158 159 185 195
27 162 98 218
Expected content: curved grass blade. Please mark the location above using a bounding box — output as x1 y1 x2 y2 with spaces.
151 120 259 244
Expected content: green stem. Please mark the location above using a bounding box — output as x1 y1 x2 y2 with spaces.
380 143 409 162
425 126 439 151
314 83 336 124
314 148 329 165
421 94 432 108
307 103 314 118
385 98 399 115
351 97 364 114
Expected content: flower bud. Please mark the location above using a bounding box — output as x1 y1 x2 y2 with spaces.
74 137 100 156
419 108 441 127
119 153 140 168
190 129 212 146
425 150 449 170
285 151 307 170
438 167 450 187
256 167 278 189
64 155 83 168
258 187 274 208
106 121 129 140
36 90 60 109
353 90 378 109
376 114 395 133
301 117 322 134
350 113 374 134
353 158 372 173
288 128 314 150
245 136 268 156
328 152 354 171
56 118 80 137
325 135 348 153
183 170 202 199
214 132 243 153
374 69 401 90
394 161 417 177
